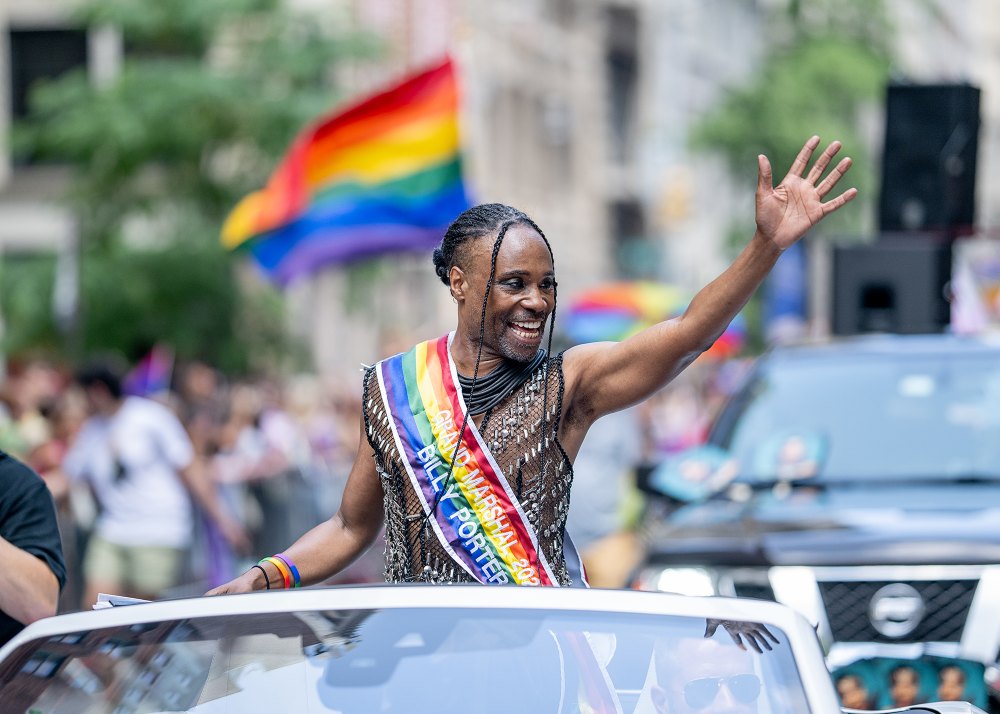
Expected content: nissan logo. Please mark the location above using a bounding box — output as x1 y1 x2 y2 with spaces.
868 583 926 638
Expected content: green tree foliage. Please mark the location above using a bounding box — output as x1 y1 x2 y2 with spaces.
0 256 61 358
8 0 381 373
693 0 892 238
686 0 894 352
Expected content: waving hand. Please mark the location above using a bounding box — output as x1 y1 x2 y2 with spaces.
560 135 858 453
756 136 857 251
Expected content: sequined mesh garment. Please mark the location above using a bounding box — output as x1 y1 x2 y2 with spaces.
363 354 575 585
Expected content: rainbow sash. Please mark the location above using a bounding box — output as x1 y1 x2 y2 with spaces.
377 333 559 586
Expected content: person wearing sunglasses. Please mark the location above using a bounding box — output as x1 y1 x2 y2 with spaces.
651 636 764 714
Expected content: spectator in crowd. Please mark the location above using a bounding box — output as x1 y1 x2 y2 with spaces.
0 449 65 646
173 361 242 590
0 362 64 460
211 382 271 574
27 390 89 611
60 361 247 606
652 634 767 714
644 377 711 457
175 360 228 462
247 377 318 556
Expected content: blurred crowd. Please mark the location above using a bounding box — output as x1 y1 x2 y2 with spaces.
0 352 748 608
0 358 373 613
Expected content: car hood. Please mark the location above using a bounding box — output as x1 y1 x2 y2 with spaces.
645 483 1000 566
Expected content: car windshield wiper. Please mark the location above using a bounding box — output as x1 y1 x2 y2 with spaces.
725 479 827 492
729 473 1000 491
943 472 1000 484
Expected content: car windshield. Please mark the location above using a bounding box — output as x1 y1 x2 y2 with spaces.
715 351 1000 483
0 607 809 714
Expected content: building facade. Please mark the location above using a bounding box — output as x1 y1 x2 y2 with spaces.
3 0 999 380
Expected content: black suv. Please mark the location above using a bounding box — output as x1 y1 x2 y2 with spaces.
634 333 1000 711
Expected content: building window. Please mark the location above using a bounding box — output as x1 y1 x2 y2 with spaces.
9 28 89 120
611 199 658 279
605 6 638 164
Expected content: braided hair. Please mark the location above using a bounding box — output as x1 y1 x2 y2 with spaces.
432 203 548 286
425 203 560 525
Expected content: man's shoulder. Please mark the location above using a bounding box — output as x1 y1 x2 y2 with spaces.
0 449 37 477
556 342 613 391
0 450 46 499
559 342 607 367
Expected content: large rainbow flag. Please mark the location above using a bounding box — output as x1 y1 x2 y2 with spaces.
221 58 471 285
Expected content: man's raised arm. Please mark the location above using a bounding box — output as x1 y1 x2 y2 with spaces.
562 136 856 427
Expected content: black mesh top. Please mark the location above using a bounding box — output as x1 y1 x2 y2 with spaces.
362 354 576 585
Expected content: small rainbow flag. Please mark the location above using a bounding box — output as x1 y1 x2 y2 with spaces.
221 58 471 285
123 344 174 397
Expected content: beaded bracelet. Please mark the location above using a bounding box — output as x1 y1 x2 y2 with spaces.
251 563 271 590
260 556 292 589
273 553 302 588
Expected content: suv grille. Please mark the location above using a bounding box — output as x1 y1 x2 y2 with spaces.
819 579 977 643
733 582 776 601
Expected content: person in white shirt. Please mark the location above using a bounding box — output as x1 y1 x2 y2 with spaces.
62 362 247 605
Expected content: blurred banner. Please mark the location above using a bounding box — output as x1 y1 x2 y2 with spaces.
951 238 1000 335
221 58 471 286
832 656 986 711
763 241 807 345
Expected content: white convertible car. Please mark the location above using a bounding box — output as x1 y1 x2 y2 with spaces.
0 586 985 713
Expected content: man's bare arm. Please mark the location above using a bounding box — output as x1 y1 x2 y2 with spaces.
0 536 59 625
562 137 856 429
206 412 384 593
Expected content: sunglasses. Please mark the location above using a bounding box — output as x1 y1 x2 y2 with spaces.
684 673 761 709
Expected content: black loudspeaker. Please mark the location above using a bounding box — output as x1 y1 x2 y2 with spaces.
879 84 980 235
832 238 952 335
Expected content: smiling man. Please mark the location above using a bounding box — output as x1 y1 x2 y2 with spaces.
654 637 765 714
209 135 855 593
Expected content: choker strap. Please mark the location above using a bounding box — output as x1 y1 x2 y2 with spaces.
457 350 546 415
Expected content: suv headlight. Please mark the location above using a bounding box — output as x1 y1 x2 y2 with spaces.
634 567 718 597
